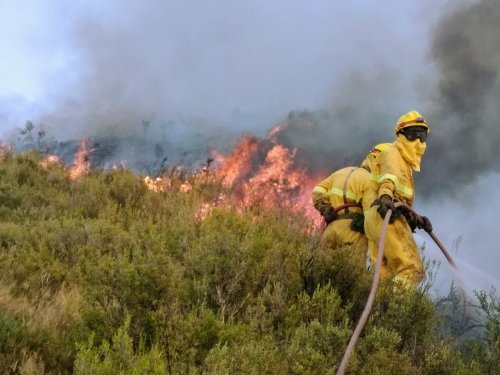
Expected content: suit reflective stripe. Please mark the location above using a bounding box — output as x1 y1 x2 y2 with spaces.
342 167 357 214
313 186 328 194
377 173 413 197
329 187 360 203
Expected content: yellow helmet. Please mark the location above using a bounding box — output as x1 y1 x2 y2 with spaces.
394 110 429 134
369 142 391 155
361 142 392 171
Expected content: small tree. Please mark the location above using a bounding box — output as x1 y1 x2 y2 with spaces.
19 121 49 152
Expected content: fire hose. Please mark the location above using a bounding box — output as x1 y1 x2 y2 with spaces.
335 202 466 375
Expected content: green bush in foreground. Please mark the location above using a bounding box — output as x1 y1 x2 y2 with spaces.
0 151 498 374
74 317 165 375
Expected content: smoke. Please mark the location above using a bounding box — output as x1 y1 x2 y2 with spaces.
414 171 500 295
6 1 499 185
275 65 419 176
271 0 500 199
419 0 500 197
410 0 500 293
273 0 500 295
1 1 437 144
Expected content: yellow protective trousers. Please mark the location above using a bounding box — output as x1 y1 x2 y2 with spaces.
313 166 370 263
322 216 367 263
364 205 423 286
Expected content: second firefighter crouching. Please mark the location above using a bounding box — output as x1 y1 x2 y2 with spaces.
312 144 390 263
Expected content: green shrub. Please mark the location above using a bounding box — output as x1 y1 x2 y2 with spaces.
0 151 497 373
205 334 286 374
74 317 166 375
286 320 351 374
0 309 48 374
0 309 30 355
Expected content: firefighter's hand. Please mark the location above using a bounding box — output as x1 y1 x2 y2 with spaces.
403 210 418 232
417 215 433 233
377 195 400 223
320 206 337 224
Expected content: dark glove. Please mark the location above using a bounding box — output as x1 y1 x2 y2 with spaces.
377 195 401 223
417 215 433 232
350 213 365 233
403 210 418 232
320 205 338 224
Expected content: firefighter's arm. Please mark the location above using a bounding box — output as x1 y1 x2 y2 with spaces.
377 151 397 200
312 174 338 223
312 174 334 211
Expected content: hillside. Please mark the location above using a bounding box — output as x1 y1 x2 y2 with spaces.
0 149 498 374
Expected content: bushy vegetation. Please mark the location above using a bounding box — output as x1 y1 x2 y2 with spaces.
0 150 498 374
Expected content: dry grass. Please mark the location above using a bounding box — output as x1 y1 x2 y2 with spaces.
0 282 82 336
18 351 46 375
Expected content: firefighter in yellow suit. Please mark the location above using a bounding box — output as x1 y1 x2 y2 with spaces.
312 143 390 262
364 110 433 287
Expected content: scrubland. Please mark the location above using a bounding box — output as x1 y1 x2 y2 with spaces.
0 150 498 374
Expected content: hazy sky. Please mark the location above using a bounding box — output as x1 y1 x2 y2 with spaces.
1 0 498 293
0 0 446 139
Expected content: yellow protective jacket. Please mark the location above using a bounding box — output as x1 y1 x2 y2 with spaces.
364 138 423 286
373 141 414 204
312 166 371 260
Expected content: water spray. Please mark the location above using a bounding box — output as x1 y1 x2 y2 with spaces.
336 202 467 375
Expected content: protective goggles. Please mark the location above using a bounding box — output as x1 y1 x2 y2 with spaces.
401 128 428 142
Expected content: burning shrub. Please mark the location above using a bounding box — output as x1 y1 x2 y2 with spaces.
207 127 323 228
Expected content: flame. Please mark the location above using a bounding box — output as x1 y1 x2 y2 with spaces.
69 139 91 180
267 121 287 139
143 166 197 193
39 155 61 169
195 193 229 221
143 176 193 194
211 136 263 187
0 142 10 161
144 176 169 192
240 144 300 208
112 160 127 171
179 182 192 193
143 120 324 228
209 124 323 227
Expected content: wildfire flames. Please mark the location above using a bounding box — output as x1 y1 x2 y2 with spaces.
0 142 10 161
39 155 61 169
69 139 91 180
35 141 91 178
141 122 323 227
208 123 323 226
144 176 166 192
25 121 324 227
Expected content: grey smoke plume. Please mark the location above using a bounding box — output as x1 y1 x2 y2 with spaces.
275 0 500 199
275 65 413 176
2 1 435 149
419 0 500 197
3 0 498 197
271 0 500 293
420 0 500 293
